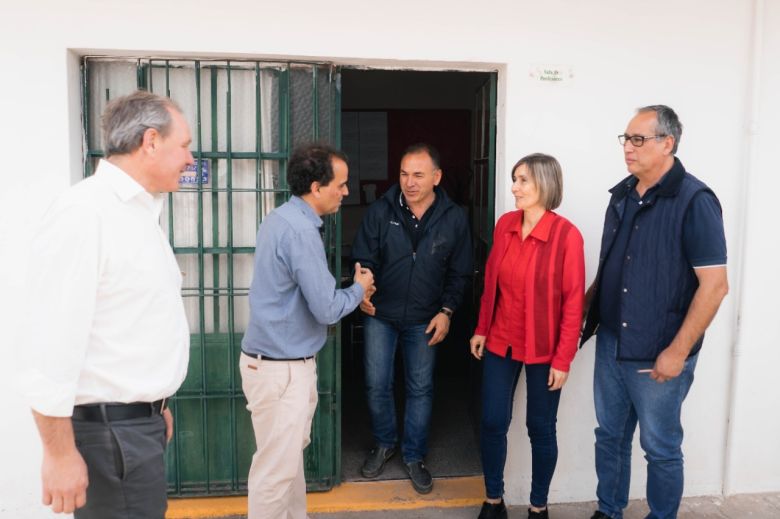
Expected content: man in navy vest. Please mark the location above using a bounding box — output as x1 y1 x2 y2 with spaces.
582 105 729 519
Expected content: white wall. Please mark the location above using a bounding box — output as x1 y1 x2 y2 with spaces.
0 0 777 516
723 0 780 495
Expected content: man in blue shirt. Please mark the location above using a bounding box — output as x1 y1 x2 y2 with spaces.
240 144 373 519
582 106 729 519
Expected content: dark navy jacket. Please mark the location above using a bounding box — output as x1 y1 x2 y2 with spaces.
351 184 473 324
581 159 720 361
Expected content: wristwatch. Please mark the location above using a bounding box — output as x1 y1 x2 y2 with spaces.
439 307 453 319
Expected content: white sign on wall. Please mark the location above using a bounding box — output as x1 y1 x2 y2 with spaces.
530 65 573 83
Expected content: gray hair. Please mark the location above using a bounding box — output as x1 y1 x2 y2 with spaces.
102 90 181 156
637 104 683 154
511 153 563 211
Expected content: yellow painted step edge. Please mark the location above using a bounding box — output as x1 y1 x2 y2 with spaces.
166 475 484 518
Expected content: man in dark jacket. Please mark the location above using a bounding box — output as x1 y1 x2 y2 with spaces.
582 106 729 519
352 143 472 494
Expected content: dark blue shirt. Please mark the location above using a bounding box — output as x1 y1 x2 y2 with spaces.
599 173 727 333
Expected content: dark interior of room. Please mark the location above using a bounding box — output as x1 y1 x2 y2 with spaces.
338 68 491 482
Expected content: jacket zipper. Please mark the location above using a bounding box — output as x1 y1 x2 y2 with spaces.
399 201 449 323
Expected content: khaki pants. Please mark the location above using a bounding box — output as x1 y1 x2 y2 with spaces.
240 352 318 519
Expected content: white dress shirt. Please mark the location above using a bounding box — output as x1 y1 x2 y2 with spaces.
21 160 190 417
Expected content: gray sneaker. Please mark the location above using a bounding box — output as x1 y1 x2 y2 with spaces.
404 461 433 494
361 446 396 478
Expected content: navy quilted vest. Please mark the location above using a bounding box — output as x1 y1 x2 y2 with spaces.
581 159 719 361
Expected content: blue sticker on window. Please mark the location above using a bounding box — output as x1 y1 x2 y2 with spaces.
179 160 210 185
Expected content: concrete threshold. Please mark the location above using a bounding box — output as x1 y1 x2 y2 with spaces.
166 475 484 518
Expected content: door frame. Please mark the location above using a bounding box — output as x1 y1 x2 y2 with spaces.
334 65 499 485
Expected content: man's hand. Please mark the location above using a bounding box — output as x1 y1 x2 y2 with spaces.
425 312 450 346
41 447 89 514
163 408 174 443
32 411 88 514
469 334 486 359
650 266 728 384
650 346 687 383
353 262 374 294
547 367 569 391
360 283 377 316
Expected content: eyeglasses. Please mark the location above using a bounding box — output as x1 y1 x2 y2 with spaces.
618 134 668 147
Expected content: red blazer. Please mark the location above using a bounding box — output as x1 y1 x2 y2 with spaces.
475 210 585 372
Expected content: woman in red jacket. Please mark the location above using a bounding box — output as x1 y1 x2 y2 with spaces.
471 153 585 519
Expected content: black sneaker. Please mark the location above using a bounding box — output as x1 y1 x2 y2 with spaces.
404 461 433 494
528 507 548 518
477 500 508 519
360 446 395 478
590 512 611 519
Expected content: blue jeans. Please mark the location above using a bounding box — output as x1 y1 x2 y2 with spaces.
363 315 437 463
594 327 698 519
480 350 561 507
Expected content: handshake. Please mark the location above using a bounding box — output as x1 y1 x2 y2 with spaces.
352 262 377 316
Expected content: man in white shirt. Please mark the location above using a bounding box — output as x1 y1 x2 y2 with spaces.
22 90 193 518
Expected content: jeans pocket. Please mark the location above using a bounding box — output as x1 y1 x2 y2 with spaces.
110 417 166 481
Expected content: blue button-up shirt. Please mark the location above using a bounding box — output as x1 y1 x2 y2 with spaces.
242 196 364 358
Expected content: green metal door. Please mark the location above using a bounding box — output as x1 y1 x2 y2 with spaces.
81 57 343 495
471 73 497 304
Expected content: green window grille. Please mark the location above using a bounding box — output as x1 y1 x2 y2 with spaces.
81 57 343 495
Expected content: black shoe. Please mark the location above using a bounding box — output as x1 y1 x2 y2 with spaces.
590 512 610 519
404 461 433 494
360 446 395 478
477 500 508 519
528 507 548 518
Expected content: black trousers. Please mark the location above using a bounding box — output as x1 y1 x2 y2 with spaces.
72 413 167 519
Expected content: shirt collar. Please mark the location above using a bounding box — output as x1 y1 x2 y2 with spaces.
290 195 323 228
511 210 555 242
398 190 439 215
608 157 687 201
95 159 165 216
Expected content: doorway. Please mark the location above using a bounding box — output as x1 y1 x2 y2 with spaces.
337 68 496 482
